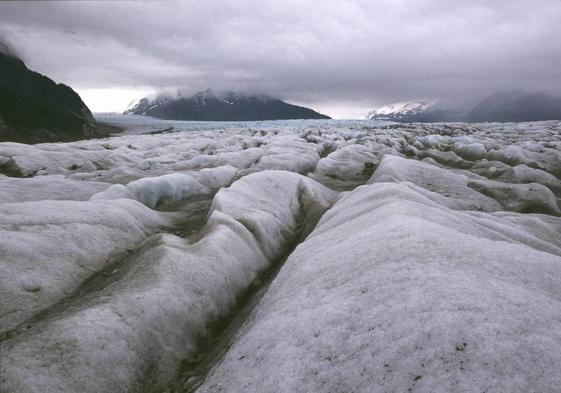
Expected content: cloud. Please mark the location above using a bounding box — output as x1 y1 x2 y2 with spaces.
0 34 22 59
0 0 560 115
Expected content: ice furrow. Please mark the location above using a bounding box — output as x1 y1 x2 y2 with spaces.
0 199 173 335
0 171 337 393
0 197 213 343
195 168 561 393
157 181 333 393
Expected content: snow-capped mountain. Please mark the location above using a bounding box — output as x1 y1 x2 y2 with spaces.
124 89 330 121
365 101 433 121
367 91 561 123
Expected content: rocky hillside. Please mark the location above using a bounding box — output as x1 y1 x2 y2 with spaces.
0 50 119 144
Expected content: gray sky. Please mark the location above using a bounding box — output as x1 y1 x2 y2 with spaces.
1 0 560 118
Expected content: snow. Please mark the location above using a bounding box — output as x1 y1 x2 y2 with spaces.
1 115 560 393
365 100 433 120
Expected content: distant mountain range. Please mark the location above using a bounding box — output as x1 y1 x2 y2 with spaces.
365 101 432 121
0 50 119 144
124 90 330 121
366 91 561 123
466 91 561 122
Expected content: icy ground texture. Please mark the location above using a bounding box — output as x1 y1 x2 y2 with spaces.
1 116 561 393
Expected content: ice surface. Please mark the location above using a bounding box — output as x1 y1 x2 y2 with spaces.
0 171 336 393
368 155 503 212
90 165 237 208
211 170 337 259
468 179 561 215
198 181 561 393
1 116 560 393
122 174 209 208
0 199 169 333
0 175 110 203
310 144 383 190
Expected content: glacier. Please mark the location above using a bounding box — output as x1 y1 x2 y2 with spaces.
0 115 560 393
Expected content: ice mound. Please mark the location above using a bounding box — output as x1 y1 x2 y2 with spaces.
195 165 238 190
469 179 560 215
310 144 384 190
198 181 561 393
0 199 169 333
451 141 487 161
119 174 209 208
368 155 503 211
0 175 111 203
0 171 337 393
235 135 322 177
495 164 560 193
91 165 237 208
211 170 338 259
0 141 108 177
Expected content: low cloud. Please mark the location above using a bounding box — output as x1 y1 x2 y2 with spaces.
0 35 22 59
1 0 560 115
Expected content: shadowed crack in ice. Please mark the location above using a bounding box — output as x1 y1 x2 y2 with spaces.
0 171 337 393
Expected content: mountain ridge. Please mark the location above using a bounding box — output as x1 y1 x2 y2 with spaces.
366 91 561 123
124 89 331 121
0 50 120 144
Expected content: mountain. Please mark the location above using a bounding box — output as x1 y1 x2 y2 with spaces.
124 90 331 121
0 50 119 144
467 90 561 122
365 100 465 123
365 101 431 121
367 91 561 123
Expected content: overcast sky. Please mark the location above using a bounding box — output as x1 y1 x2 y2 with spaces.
1 0 560 118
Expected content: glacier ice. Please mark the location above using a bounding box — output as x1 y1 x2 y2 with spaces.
197 180 561 393
1 116 560 393
0 171 336 393
0 199 170 333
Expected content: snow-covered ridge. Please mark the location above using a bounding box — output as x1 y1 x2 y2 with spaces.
365 100 433 120
1 117 561 392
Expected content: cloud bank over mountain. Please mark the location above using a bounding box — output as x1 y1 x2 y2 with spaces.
0 1 560 116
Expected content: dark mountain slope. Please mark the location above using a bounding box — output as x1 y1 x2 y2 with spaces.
467 91 561 122
0 51 119 144
124 90 330 121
